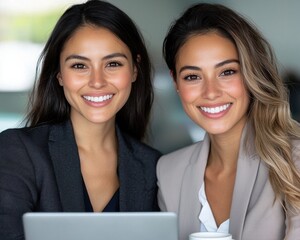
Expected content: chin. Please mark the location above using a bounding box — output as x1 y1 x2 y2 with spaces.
201 125 229 135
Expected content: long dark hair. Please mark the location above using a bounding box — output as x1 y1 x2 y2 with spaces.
26 0 153 140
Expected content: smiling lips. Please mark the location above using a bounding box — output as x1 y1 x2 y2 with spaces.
199 103 231 114
83 94 113 103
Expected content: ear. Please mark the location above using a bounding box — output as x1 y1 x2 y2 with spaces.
132 65 138 83
170 70 179 93
173 81 179 94
57 72 63 86
132 54 141 83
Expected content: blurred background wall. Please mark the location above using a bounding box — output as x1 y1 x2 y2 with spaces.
0 0 299 154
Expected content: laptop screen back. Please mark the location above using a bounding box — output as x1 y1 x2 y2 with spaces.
23 212 178 240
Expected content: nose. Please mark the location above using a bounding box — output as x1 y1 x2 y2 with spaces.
88 69 107 89
201 78 222 100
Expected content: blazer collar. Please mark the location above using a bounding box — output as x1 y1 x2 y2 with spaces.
179 134 210 235
179 122 260 238
229 122 260 239
48 120 85 212
116 127 146 211
48 121 143 212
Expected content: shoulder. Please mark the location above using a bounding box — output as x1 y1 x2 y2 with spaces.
117 128 162 162
130 137 162 159
157 140 205 176
158 141 204 167
0 124 55 178
0 120 75 145
0 124 55 168
0 123 51 145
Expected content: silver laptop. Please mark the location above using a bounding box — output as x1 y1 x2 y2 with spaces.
23 212 178 240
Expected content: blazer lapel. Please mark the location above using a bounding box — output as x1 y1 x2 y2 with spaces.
48 120 85 212
116 128 144 211
179 134 210 235
229 124 260 239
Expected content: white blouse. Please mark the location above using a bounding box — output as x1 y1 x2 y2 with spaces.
198 182 230 233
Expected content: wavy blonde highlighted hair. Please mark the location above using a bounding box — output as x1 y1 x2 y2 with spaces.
235 24 300 211
163 3 300 210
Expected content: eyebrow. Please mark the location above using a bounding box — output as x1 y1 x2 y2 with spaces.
103 53 128 60
64 53 128 62
178 59 240 74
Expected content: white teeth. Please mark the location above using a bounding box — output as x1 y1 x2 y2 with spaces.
83 94 113 103
200 103 231 114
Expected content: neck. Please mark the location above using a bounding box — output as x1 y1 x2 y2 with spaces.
71 118 117 153
208 121 246 170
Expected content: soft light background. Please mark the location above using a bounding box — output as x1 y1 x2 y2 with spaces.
0 0 299 153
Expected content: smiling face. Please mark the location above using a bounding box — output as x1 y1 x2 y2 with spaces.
57 25 137 127
174 32 249 136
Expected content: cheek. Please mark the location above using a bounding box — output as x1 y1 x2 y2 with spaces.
60 71 85 90
228 81 250 107
111 71 134 90
178 85 199 104
231 81 248 99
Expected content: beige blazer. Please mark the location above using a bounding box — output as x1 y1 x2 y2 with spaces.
157 126 300 240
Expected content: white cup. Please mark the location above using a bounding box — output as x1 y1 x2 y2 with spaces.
189 232 233 240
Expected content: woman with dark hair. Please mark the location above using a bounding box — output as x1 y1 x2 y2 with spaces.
0 0 161 239
157 3 300 240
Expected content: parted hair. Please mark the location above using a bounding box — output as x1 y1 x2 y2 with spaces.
26 0 153 140
163 3 300 210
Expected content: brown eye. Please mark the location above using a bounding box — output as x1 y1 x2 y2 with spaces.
220 69 235 76
71 63 86 69
107 61 122 67
184 74 199 81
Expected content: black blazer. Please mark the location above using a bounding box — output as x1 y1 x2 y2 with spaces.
0 120 161 240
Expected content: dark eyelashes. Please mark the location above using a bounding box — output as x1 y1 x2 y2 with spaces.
69 61 124 69
182 68 238 81
183 74 199 81
71 63 86 69
107 61 123 67
220 69 237 76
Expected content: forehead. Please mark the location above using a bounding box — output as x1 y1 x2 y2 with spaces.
176 32 238 65
61 25 131 55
